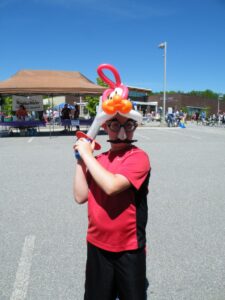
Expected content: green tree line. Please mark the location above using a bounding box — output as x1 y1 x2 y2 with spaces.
151 89 225 100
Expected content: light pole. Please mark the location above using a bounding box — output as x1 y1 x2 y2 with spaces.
158 41 167 123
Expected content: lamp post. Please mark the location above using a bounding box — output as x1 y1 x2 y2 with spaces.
158 41 167 123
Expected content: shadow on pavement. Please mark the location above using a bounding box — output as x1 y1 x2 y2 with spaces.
0 129 108 138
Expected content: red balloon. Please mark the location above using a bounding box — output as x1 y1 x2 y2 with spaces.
97 64 129 101
97 64 121 88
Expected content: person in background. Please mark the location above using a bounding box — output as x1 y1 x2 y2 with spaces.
74 102 80 119
16 105 28 120
38 110 44 121
46 108 53 122
195 111 200 124
53 110 60 124
61 103 71 132
74 102 80 131
0 111 5 122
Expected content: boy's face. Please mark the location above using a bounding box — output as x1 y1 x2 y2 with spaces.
104 114 137 151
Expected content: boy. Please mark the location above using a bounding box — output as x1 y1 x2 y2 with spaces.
73 64 151 300
74 111 150 299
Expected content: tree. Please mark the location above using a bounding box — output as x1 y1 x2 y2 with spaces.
188 89 218 99
97 77 108 88
85 96 99 117
2 96 13 115
84 77 107 117
150 89 225 101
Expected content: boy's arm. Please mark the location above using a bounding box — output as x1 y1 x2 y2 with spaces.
74 139 131 196
73 160 89 204
83 155 131 196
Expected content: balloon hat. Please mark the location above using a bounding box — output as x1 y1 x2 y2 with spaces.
97 64 142 122
76 64 142 152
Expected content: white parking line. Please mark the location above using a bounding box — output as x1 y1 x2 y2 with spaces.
27 137 34 143
10 235 36 300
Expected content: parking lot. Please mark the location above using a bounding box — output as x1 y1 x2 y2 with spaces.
1 124 225 300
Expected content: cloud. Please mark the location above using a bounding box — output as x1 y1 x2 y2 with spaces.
33 0 103 6
102 0 176 19
0 0 177 20
1 0 176 19
0 0 21 8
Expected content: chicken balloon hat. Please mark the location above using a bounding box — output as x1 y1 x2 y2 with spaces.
75 64 142 152
96 64 143 124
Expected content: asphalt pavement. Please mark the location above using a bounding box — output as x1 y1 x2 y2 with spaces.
0 124 225 300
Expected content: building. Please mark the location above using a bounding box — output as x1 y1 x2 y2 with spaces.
128 86 157 114
66 86 155 117
148 93 225 116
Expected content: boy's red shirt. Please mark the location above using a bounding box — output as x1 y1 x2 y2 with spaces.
86 145 151 252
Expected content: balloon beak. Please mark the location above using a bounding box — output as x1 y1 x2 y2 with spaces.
117 127 127 140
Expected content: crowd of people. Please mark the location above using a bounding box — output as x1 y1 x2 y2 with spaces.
142 109 225 128
2 103 225 130
141 109 187 127
191 111 225 126
0 105 42 122
42 103 80 131
165 110 187 127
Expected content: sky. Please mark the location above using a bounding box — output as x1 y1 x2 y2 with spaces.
0 0 225 93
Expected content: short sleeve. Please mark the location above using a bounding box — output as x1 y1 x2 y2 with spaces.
116 150 150 190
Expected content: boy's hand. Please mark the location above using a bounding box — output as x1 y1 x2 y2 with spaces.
73 138 95 159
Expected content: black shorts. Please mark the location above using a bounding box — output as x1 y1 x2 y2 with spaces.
84 242 147 300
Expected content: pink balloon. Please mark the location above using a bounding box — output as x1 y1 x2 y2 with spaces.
120 84 129 100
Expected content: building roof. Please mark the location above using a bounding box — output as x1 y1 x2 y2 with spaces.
128 86 152 94
0 70 105 96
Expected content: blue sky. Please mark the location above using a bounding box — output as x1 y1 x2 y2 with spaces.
0 0 224 93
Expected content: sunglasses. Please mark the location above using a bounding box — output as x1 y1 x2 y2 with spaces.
107 119 137 133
